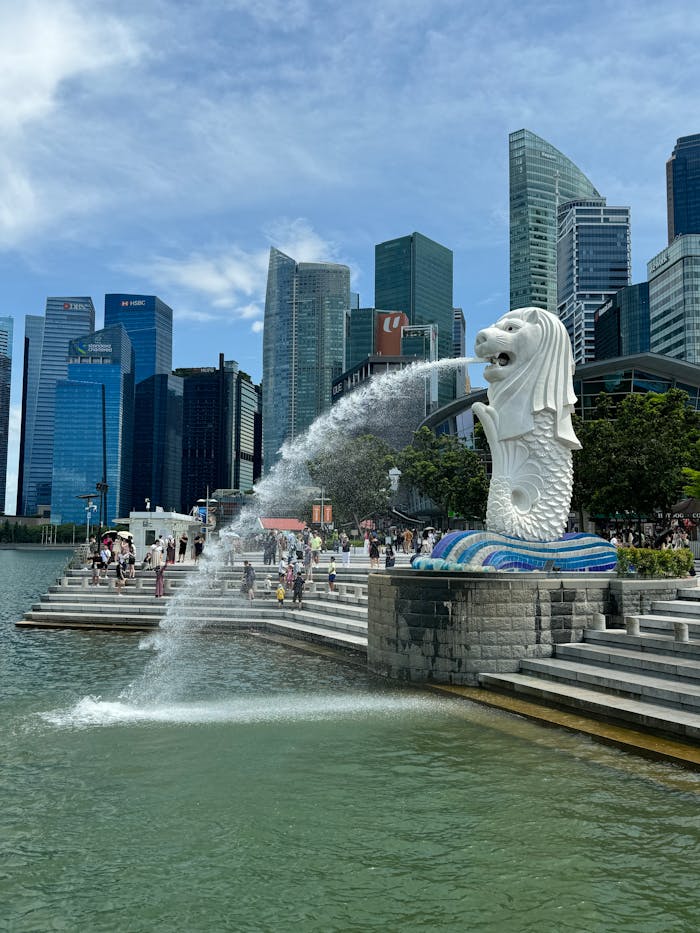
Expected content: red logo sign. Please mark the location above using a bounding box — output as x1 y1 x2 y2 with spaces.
376 312 409 356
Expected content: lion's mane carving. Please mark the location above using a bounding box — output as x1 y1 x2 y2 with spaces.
472 307 581 542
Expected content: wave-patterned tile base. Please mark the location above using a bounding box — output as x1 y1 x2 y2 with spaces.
412 531 617 573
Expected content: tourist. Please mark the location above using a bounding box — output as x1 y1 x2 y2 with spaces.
402 528 413 554
369 536 380 569
385 544 396 568
264 575 272 598
340 533 351 567
194 534 204 563
292 571 305 610
128 542 136 578
241 560 256 602
311 532 322 565
276 580 285 608
166 536 176 565
115 555 127 595
278 557 287 583
151 539 163 568
154 564 165 598
303 542 314 582
142 549 152 571
285 562 294 590
178 532 188 562
328 556 337 592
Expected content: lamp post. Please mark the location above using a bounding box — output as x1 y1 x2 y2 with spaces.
85 498 97 543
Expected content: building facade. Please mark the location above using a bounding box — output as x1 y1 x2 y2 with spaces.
104 293 173 386
557 198 631 364
19 297 95 516
262 248 350 471
595 283 650 361
374 231 454 406
509 128 601 314
667 134 700 243
177 356 261 511
132 374 184 512
648 235 700 362
51 325 135 525
0 316 12 514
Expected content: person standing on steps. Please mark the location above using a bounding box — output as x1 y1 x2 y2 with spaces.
178 532 188 563
154 564 165 598
292 571 305 610
328 557 337 593
241 560 256 603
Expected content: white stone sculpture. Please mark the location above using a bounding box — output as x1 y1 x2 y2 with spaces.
472 307 581 542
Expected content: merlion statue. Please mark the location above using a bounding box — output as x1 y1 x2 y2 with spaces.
472 307 581 542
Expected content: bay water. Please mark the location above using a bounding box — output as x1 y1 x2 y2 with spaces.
2 549 700 932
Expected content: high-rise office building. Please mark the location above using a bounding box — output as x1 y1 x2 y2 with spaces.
374 231 454 405
0 316 12 514
176 356 262 510
51 325 134 524
594 283 650 361
648 235 700 362
104 293 173 385
509 128 601 314
132 374 184 512
262 248 350 470
557 198 631 364
452 307 470 397
344 308 410 371
19 297 95 516
667 134 700 243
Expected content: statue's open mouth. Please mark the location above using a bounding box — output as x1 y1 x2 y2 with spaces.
487 353 510 367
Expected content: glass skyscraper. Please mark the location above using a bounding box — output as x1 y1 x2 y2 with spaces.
557 198 631 364
0 316 12 514
648 235 700 362
176 356 262 510
262 248 350 471
51 325 134 525
374 231 454 405
132 374 184 512
594 283 650 361
667 134 700 243
19 297 95 516
104 294 173 385
509 128 601 314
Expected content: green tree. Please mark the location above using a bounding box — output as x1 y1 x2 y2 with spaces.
573 389 700 523
397 426 488 526
307 434 396 530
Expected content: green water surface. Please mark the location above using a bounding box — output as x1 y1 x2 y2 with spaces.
2 550 700 933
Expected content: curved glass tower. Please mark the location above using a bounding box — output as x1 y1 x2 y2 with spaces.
509 129 601 314
262 249 350 472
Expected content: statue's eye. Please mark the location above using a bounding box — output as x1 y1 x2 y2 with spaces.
505 325 514 332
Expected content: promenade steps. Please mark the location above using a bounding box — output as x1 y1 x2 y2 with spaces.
18 560 370 653
480 584 700 741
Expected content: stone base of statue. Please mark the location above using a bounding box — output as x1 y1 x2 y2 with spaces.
412 530 617 573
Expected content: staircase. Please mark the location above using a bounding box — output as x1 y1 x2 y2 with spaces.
481 584 700 741
17 562 369 655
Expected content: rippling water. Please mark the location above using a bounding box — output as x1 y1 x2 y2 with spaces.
2 550 700 932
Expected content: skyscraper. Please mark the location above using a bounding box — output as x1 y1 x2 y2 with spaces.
104 293 173 385
452 307 470 397
648 235 700 362
557 198 631 364
374 231 454 405
0 316 12 514
509 128 601 314
51 325 134 525
667 134 700 243
132 374 184 512
19 298 95 516
176 356 262 510
262 248 350 470
594 283 650 361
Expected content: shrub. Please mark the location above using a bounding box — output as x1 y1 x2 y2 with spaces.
616 546 694 578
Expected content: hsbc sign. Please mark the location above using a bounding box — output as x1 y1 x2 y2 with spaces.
120 299 147 307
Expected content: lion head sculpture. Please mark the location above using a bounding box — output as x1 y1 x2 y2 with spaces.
474 307 581 449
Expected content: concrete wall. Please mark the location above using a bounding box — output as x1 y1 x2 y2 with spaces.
367 570 695 685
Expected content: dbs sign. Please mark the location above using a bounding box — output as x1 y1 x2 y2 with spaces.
375 312 409 356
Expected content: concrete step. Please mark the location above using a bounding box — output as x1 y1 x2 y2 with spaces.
479 672 700 741
38 590 368 612
255 617 367 651
274 607 367 636
634 614 700 634
557 642 700 683
519 657 700 712
651 599 700 618
585 629 700 660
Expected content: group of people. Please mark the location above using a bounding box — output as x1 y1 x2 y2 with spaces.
607 522 692 550
87 533 136 592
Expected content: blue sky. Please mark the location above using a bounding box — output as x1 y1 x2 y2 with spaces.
2 0 699 512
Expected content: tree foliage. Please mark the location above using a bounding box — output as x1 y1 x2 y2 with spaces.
307 434 396 529
572 389 700 520
397 426 488 524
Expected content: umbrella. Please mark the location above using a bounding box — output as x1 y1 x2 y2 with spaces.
101 530 118 537
671 498 700 519
117 531 134 539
